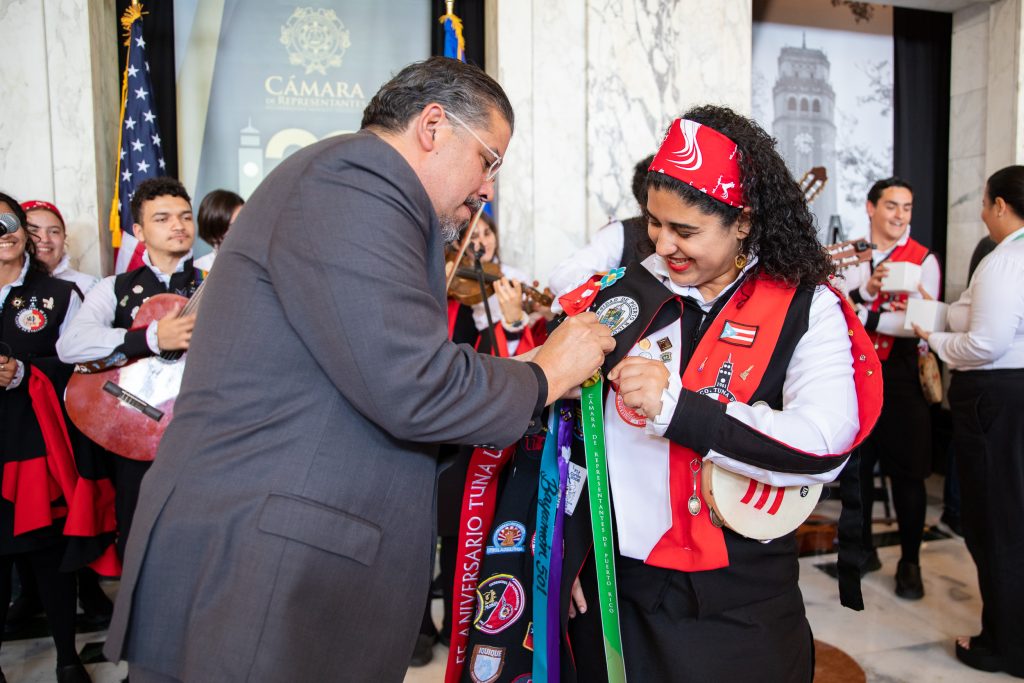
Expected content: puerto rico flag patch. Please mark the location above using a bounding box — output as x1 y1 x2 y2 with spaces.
719 320 758 347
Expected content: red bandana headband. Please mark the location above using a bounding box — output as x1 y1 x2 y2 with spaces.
21 200 65 227
649 118 746 208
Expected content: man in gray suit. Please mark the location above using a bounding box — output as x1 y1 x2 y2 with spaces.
104 57 613 682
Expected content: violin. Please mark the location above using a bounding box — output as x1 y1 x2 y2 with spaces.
445 251 553 307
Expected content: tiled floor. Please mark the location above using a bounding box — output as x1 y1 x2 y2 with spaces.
1 479 1016 682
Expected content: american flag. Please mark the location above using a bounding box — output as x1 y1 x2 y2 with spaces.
111 4 166 274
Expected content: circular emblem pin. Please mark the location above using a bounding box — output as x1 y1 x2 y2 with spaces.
15 308 47 333
615 392 646 428
486 521 526 555
475 574 526 634
595 296 639 336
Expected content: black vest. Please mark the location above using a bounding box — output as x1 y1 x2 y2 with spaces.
0 269 79 360
112 260 201 330
617 216 654 268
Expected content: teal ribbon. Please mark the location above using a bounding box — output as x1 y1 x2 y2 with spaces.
581 375 627 682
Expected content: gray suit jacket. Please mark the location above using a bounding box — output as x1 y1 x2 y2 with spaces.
104 132 539 681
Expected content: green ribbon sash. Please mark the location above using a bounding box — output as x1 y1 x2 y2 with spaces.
580 373 627 682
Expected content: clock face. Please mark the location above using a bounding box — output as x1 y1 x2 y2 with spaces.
795 132 815 154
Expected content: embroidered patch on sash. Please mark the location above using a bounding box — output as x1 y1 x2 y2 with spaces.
529 531 536 556
595 296 639 336
15 308 47 333
511 675 534 683
486 521 526 555
469 645 506 683
522 621 534 651
719 320 758 347
615 392 646 428
697 355 737 403
475 574 526 634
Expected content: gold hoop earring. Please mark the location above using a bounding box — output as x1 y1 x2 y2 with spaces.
735 253 747 270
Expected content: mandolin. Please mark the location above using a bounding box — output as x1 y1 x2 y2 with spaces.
702 461 822 541
65 281 206 462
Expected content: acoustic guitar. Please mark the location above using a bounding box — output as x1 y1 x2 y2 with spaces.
65 282 206 462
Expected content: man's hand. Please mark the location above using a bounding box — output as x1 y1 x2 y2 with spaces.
0 356 16 388
531 312 615 404
568 577 587 619
608 356 670 418
866 264 889 297
156 305 197 351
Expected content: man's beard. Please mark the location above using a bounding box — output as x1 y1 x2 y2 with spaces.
440 197 484 244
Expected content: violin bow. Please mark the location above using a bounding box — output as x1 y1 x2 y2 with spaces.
445 202 488 291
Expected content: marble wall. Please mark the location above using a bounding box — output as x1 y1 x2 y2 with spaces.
0 0 117 277
945 0 1024 301
487 0 752 284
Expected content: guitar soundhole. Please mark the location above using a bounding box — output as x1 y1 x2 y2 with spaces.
800 486 809 498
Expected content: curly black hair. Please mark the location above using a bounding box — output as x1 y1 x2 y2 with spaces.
647 105 834 287
0 190 47 275
130 177 191 226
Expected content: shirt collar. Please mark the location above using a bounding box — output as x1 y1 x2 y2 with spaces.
0 256 31 307
641 252 759 310
53 253 71 276
141 249 193 276
997 225 1024 248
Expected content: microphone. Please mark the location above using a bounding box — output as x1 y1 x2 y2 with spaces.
0 213 21 236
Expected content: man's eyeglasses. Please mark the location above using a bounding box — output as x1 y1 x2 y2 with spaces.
444 110 503 181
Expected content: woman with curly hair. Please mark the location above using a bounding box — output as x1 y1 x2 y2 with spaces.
553 105 881 682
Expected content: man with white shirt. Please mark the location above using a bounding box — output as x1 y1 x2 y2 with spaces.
837 177 941 600
57 177 199 561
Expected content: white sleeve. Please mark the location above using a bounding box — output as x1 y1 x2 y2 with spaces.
56 276 127 363
929 252 1024 366
706 287 859 487
872 253 942 337
5 360 25 390
547 221 625 298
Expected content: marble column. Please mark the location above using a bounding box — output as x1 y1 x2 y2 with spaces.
945 0 1024 301
0 0 118 277
488 0 752 285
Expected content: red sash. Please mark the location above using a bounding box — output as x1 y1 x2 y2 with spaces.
647 278 797 571
445 445 517 683
868 238 929 360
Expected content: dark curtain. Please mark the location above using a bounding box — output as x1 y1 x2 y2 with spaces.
893 8 952 278
431 0 486 67
115 0 179 180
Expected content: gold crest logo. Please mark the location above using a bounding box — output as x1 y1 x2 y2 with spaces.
280 8 352 76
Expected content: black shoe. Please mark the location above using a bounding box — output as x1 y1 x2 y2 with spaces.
895 559 924 599
409 633 436 667
56 662 92 683
956 636 1005 673
859 548 882 577
5 593 43 630
430 574 444 600
438 630 450 648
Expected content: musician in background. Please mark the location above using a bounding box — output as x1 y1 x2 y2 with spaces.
560 106 879 681
0 192 92 683
22 200 99 295
57 177 200 561
835 178 941 599
193 189 244 272
547 154 655 300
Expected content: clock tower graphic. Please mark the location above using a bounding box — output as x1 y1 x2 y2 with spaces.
772 36 837 241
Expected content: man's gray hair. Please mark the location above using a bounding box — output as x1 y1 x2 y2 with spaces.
361 56 514 134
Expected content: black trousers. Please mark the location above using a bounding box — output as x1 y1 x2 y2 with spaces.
109 454 152 561
613 560 813 682
0 543 79 665
950 369 1024 672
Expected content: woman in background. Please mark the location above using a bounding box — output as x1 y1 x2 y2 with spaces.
914 165 1024 678
193 189 243 271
